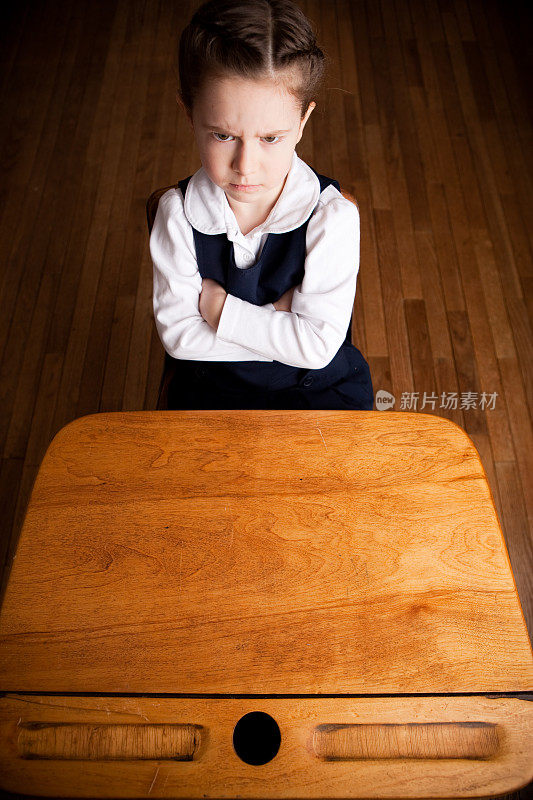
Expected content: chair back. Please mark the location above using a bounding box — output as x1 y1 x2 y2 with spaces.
146 185 177 234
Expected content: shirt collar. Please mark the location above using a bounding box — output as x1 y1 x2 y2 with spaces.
183 151 321 236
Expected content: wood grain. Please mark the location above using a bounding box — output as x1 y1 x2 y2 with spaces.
311 721 500 760
17 721 201 761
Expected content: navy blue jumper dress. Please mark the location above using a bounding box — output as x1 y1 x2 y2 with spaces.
166 169 374 411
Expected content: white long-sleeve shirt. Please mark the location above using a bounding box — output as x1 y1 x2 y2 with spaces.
150 152 360 370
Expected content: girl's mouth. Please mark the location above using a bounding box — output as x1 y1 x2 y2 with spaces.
230 183 261 193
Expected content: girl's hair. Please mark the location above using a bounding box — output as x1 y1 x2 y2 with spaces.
178 0 326 118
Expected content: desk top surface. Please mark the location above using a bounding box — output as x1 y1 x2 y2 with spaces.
1 410 531 695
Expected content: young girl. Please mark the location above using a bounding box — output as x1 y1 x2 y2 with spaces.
150 0 373 410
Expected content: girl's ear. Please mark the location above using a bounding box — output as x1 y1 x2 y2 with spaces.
296 101 316 144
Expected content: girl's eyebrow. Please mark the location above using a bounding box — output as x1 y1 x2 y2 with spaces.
203 124 291 136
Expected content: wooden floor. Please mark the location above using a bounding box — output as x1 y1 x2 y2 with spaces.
0 1 532 797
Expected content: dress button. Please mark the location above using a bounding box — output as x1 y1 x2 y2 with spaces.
195 367 207 378
302 377 313 387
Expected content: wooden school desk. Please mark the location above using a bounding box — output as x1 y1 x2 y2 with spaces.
0 410 532 799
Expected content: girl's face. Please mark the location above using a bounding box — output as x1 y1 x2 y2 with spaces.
182 73 315 212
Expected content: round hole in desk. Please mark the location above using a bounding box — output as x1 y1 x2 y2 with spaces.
232 711 281 765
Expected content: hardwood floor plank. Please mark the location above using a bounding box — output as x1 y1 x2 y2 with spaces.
153 3 196 190
497 191 533 288
374 208 414 391
462 40 497 125
0 457 24 594
135 6 196 410
413 229 454 362
83 2 161 415
4 273 58 461
470 12 533 262
0 0 75 367
319 0 351 187
393 0 415 43
426 182 465 313
349 1 379 127
51 0 130 433
452 0 476 41
404 298 437 410
342 92 367 189
336 0 366 177
433 356 464 428
364 122 392 211
378 5 423 299
0 2 88 459
0 3 32 104
0 1 59 187
495 459 533 643
449 134 488 234
472 230 517 360
419 5 519 467
75 6 149 418
380 2 432 236
367 355 392 403
481 1 533 179
3 459 40 601
355 181 388 358
439 4 524 302
498 356 533 518
408 86 441 186
447 309 488 438
23 352 63 469
3 3 115 460
505 297 533 419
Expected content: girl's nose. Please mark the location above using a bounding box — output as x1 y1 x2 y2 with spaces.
232 141 256 178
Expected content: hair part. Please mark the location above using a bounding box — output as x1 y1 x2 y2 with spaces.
178 0 326 119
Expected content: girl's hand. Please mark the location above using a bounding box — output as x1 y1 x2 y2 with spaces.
273 286 296 312
199 278 227 330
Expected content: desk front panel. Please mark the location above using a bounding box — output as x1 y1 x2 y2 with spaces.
0 694 532 798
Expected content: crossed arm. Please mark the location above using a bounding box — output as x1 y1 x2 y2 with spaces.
199 278 294 329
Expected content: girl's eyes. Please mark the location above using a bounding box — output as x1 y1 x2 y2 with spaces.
211 132 281 144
